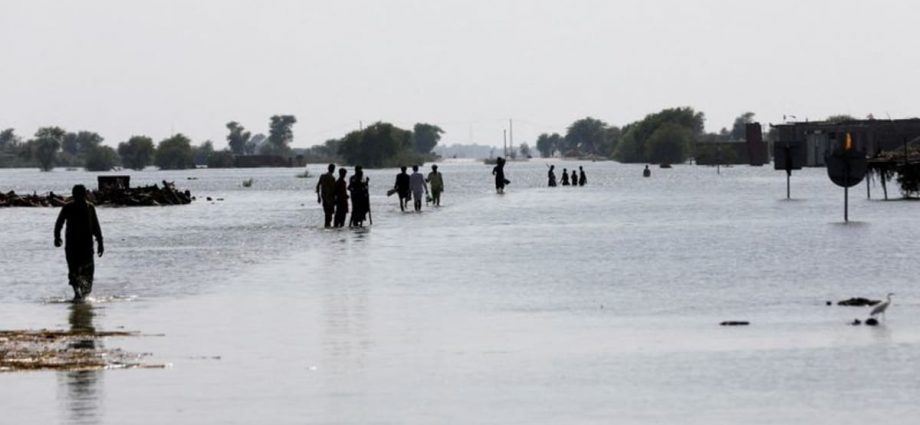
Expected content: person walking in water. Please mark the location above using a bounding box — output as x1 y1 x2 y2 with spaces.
492 157 508 194
643 165 651 178
349 166 370 227
578 166 587 186
426 164 444 206
54 185 104 300
333 168 349 228
561 168 570 186
570 169 578 188
316 163 337 228
548 165 557 187
394 166 411 211
410 165 428 212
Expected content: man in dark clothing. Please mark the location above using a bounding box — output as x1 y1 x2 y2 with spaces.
394 166 411 212
54 185 104 300
333 168 349 228
316 163 337 228
578 166 587 186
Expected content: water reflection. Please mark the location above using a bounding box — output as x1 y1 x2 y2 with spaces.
57 302 103 425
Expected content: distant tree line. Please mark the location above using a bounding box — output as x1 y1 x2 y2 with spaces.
0 114 299 171
301 122 443 168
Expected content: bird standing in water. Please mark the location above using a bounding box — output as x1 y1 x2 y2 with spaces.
869 293 894 322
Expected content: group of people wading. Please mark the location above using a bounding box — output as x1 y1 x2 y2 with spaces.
315 164 371 228
392 164 444 212
547 165 587 187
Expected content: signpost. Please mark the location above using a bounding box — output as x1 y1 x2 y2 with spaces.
825 133 867 222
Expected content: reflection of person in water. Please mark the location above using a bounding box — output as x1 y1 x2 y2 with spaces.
561 168 570 186
492 157 508 194
426 165 444 206
349 166 370 227
333 168 349 228
570 170 578 188
578 166 587 186
409 165 428 212
316 163 337 228
60 302 101 424
548 165 557 187
54 185 103 301
394 166 411 211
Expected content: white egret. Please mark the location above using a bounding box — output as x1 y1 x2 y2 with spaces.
869 293 895 321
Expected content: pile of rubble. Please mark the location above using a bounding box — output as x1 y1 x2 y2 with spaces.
0 180 193 207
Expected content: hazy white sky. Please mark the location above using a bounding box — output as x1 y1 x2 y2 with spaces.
2 0 919 148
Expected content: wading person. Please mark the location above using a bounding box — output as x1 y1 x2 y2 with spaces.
349 166 370 227
578 166 587 186
394 166 411 211
54 185 104 301
570 170 578 188
316 163 337 228
561 168 570 186
643 165 651 178
427 164 444 206
333 168 349 228
410 165 428 212
492 157 508 194
548 165 557 187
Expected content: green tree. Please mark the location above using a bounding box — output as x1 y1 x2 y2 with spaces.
193 140 215 166
226 121 251 155
519 143 531 158
117 136 155 170
263 115 297 155
535 133 563 158
614 107 704 163
645 122 692 164
730 112 756 141
84 145 120 171
29 127 66 171
565 117 610 156
337 122 413 168
411 123 444 154
63 131 103 156
0 128 20 148
155 134 195 170
247 133 265 155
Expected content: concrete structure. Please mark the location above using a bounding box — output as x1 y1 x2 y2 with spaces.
772 119 920 167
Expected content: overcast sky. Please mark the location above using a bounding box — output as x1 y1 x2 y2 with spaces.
2 0 919 148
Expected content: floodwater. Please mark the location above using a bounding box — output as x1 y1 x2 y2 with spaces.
1 161 918 424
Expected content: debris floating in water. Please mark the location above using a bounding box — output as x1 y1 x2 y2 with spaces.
837 297 881 307
719 321 750 326
0 329 164 372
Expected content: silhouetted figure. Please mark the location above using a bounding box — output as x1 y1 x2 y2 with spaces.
548 165 557 187
394 166 411 211
570 170 578 187
333 168 349 228
492 157 508 194
561 168 570 186
54 185 103 300
578 166 586 186
349 166 370 227
643 165 651 178
410 165 428 212
316 163 337 228
427 165 444 206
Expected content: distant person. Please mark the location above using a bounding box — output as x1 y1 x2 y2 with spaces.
643 165 651 178
54 185 104 300
561 168 570 186
394 166 411 211
410 165 428 212
349 166 370 227
427 164 444 206
333 168 349 228
570 170 578 188
316 163 337 228
547 165 557 187
578 166 587 186
492 157 508 194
